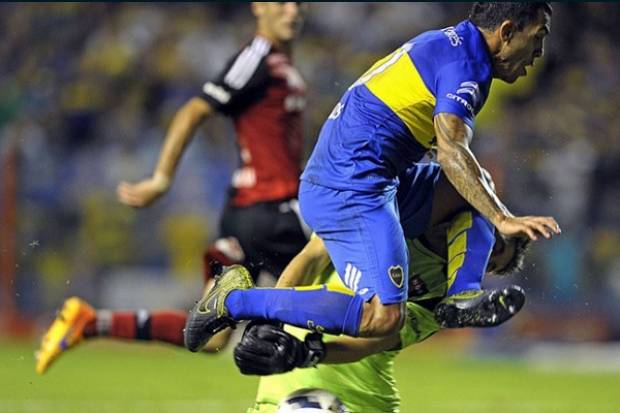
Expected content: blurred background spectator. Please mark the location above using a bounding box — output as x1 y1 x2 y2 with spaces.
1 3 619 344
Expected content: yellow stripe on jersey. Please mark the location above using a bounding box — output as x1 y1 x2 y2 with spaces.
364 48 437 148
446 212 474 289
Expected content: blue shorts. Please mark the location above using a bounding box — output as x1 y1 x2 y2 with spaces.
299 181 408 304
397 162 442 239
299 163 441 305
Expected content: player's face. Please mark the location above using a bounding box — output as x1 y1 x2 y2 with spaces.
255 2 305 43
494 9 551 83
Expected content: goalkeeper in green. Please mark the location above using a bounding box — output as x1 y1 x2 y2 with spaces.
237 163 529 413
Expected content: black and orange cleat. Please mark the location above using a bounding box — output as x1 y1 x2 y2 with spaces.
35 297 96 374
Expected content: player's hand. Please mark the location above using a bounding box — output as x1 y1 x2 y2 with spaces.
116 173 170 208
234 322 325 376
495 215 561 241
234 322 300 375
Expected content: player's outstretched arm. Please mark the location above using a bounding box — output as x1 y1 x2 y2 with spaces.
433 113 560 240
117 97 213 208
234 322 400 375
321 334 400 364
276 235 331 288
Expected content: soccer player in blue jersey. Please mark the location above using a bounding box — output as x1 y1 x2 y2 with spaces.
184 2 560 351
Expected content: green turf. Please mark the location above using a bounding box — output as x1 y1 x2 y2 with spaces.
1 339 618 413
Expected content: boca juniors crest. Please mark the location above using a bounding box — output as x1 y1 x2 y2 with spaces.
388 265 404 288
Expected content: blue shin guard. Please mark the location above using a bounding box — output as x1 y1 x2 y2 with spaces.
225 284 364 336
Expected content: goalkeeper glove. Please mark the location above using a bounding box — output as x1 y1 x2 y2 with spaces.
234 321 326 376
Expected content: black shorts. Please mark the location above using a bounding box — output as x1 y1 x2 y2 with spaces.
218 198 309 281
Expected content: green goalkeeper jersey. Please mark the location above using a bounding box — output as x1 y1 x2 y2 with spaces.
248 238 445 413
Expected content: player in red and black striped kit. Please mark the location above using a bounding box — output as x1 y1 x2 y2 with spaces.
36 3 310 373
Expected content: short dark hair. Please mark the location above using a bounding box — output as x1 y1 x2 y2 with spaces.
469 2 552 31
494 236 531 276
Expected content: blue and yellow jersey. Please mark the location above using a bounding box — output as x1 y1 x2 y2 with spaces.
302 20 493 192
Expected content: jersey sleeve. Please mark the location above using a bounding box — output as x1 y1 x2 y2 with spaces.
433 60 491 129
199 38 271 116
399 302 440 348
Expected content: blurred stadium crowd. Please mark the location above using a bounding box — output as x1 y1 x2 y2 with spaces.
1 3 619 341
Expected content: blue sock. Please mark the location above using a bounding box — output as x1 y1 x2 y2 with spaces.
225 285 364 337
447 211 495 296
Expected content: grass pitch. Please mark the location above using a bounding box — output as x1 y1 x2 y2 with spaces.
1 338 618 413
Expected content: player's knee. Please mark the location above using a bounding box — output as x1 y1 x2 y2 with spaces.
373 309 403 336
360 298 405 337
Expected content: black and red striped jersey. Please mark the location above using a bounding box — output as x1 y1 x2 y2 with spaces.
199 35 305 207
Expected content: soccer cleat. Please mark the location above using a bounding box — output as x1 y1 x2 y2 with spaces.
35 297 96 374
433 285 525 328
184 264 254 352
